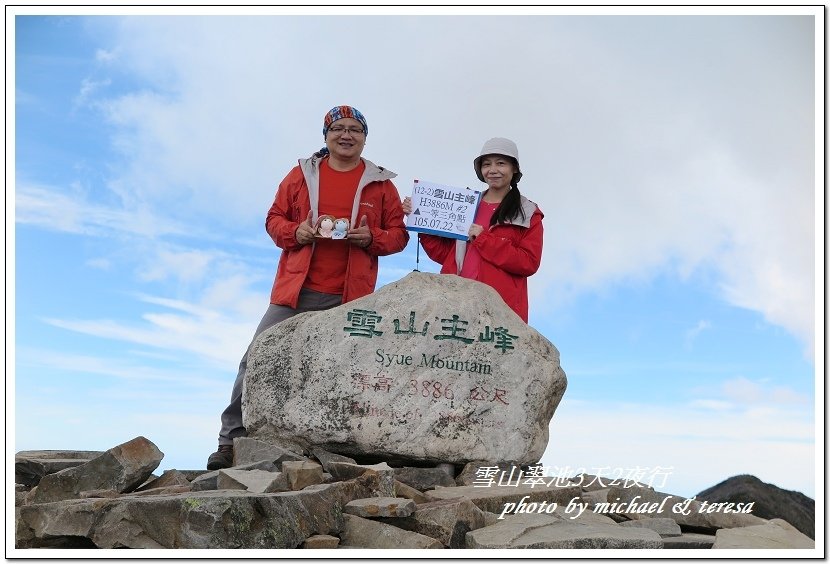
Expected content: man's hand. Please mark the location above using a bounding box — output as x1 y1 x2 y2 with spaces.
347 215 373 249
295 210 316 245
402 196 412 215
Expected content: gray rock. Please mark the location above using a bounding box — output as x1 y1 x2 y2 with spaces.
15 485 29 507
425 482 583 515
16 497 110 548
436 463 456 477
232 437 306 467
172 469 212 482
137 473 160 489
482 511 501 527
310 447 356 473
190 470 221 491
217 469 288 493
581 488 610 507
344 497 416 518
217 475 245 491
243 272 567 466
234 460 279 473
282 460 324 491
712 518 814 549
136 469 191 491
302 534 340 548
78 489 120 499
326 462 395 497
381 497 487 548
465 513 663 549
394 466 457 491
15 450 103 487
326 461 383 479
550 505 620 526
126 485 192 497
263 473 290 493
605 486 766 532
30 437 163 504
18 471 391 548
661 532 717 549
339 514 443 549
15 507 35 547
619 517 682 537
394 480 436 504
23 488 39 506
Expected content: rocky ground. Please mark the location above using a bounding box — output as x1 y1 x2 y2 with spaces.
14 436 816 551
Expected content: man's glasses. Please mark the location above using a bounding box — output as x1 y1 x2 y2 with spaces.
328 126 365 136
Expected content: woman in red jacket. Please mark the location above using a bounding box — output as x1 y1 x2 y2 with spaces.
404 138 543 323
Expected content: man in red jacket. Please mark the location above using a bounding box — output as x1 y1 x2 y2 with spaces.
207 105 409 470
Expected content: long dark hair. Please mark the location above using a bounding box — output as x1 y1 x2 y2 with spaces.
490 157 525 226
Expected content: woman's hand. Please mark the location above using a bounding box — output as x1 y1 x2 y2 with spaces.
402 196 412 216
468 223 484 241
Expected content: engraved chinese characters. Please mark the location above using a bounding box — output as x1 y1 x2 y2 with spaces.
243 272 567 465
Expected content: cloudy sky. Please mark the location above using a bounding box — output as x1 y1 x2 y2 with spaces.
10 7 821 501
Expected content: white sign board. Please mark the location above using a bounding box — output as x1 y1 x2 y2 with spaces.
406 180 482 240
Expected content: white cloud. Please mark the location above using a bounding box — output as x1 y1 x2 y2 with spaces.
73 77 110 108
688 399 735 411
16 346 224 388
196 273 271 321
95 48 116 62
717 375 812 407
15 179 274 313
15 182 187 239
85 257 111 270
44 294 258 369
684 320 712 349
137 248 215 284
41 315 233 367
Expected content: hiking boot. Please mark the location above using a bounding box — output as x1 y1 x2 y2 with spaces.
206 445 234 470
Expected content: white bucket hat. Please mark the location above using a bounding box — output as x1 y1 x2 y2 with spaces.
474 137 522 184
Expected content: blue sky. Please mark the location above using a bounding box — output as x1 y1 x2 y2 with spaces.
10 8 821 502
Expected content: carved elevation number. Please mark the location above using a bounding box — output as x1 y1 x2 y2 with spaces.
410 379 454 401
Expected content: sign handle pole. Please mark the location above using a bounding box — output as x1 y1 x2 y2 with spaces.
414 234 421 272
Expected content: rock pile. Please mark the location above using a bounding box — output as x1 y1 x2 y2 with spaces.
15 436 815 550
